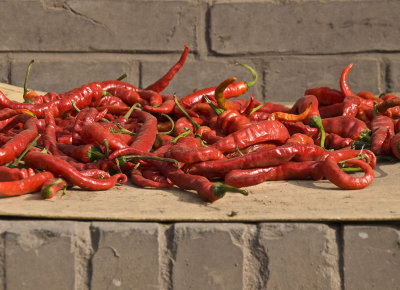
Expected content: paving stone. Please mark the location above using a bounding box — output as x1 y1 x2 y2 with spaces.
210 1 400 55
343 225 400 289
0 1 197 52
172 223 247 290
263 57 381 103
10 57 139 93
3 220 84 290
142 58 263 100
90 222 159 290
258 223 340 289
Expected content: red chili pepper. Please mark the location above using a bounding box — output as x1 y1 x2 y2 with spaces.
43 110 61 156
24 151 127 191
322 116 369 140
285 133 314 145
225 161 324 188
164 144 225 164
0 171 54 196
0 166 35 182
41 177 68 199
289 95 320 124
137 90 163 107
180 63 257 108
340 63 357 97
305 87 345 106
217 109 251 135
390 133 400 159
144 94 175 114
322 154 374 190
370 115 395 155
322 133 353 150
81 122 129 151
105 86 146 106
129 110 158 152
189 143 325 178
211 120 290 153
57 143 104 163
0 82 103 117
92 94 129 108
145 45 189 93
0 117 38 166
79 169 111 179
130 168 173 188
319 103 344 118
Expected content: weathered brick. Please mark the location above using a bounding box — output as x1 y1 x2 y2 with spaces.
90 222 159 290
258 223 340 289
142 58 263 100
343 225 400 289
0 57 8 84
172 223 246 290
385 57 400 93
10 57 139 93
0 1 197 52
210 1 400 55
3 220 87 290
264 57 381 103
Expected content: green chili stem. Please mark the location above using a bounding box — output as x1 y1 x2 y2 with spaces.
119 155 180 169
72 101 81 112
309 116 325 149
373 101 378 118
123 103 140 120
249 104 263 115
173 95 200 130
87 145 106 162
11 134 41 167
117 73 127 81
24 60 35 95
104 139 109 159
213 182 248 198
170 128 192 144
42 178 64 199
159 113 175 135
203 95 224 116
235 63 258 88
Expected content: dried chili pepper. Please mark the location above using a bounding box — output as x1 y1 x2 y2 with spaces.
390 133 400 159
24 151 127 191
370 115 395 155
305 87 345 106
145 45 189 93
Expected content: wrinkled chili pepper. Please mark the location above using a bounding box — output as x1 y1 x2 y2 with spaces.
322 154 374 190
211 120 290 154
322 116 369 140
130 167 173 188
129 110 158 152
370 115 395 155
25 151 127 191
390 133 400 159
225 161 324 188
0 166 35 182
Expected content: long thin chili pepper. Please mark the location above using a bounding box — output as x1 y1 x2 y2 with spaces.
0 171 54 196
24 151 128 191
145 45 189 92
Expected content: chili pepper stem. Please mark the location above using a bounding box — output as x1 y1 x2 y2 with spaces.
42 178 64 199
235 63 258 88
170 128 192 144
87 146 106 162
203 95 224 115
123 103 141 120
24 60 35 96
159 113 175 135
173 95 200 130
10 133 41 167
116 73 127 81
213 182 248 198
309 116 326 149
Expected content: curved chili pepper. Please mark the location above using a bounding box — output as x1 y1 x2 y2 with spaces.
179 63 257 108
24 151 127 191
92 94 129 108
79 169 111 179
189 144 325 178
322 116 369 140
137 90 163 107
377 96 400 115
0 166 35 181
105 86 145 106
215 77 237 110
164 144 225 164
322 155 374 190
390 133 400 159
129 110 157 152
81 122 129 151
0 108 35 120
0 117 38 166
57 143 104 163
145 45 189 93
323 133 353 150
217 109 251 135
41 177 68 199
211 120 290 153
225 161 324 188
340 63 357 97
144 94 175 114
370 115 395 155
285 133 314 145
269 102 312 122
0 171 54 196
130 168 173 188
43 110 61 156
142 168 172 186
289 95 320 124
305 87 345 105
0 82 103 117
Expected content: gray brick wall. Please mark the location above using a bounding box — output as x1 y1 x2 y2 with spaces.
0 0 398 102
0 220 399 289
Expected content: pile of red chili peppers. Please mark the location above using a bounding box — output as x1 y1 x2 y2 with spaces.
0 46 398 202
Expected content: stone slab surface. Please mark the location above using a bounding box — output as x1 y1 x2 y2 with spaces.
0 83 399 222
